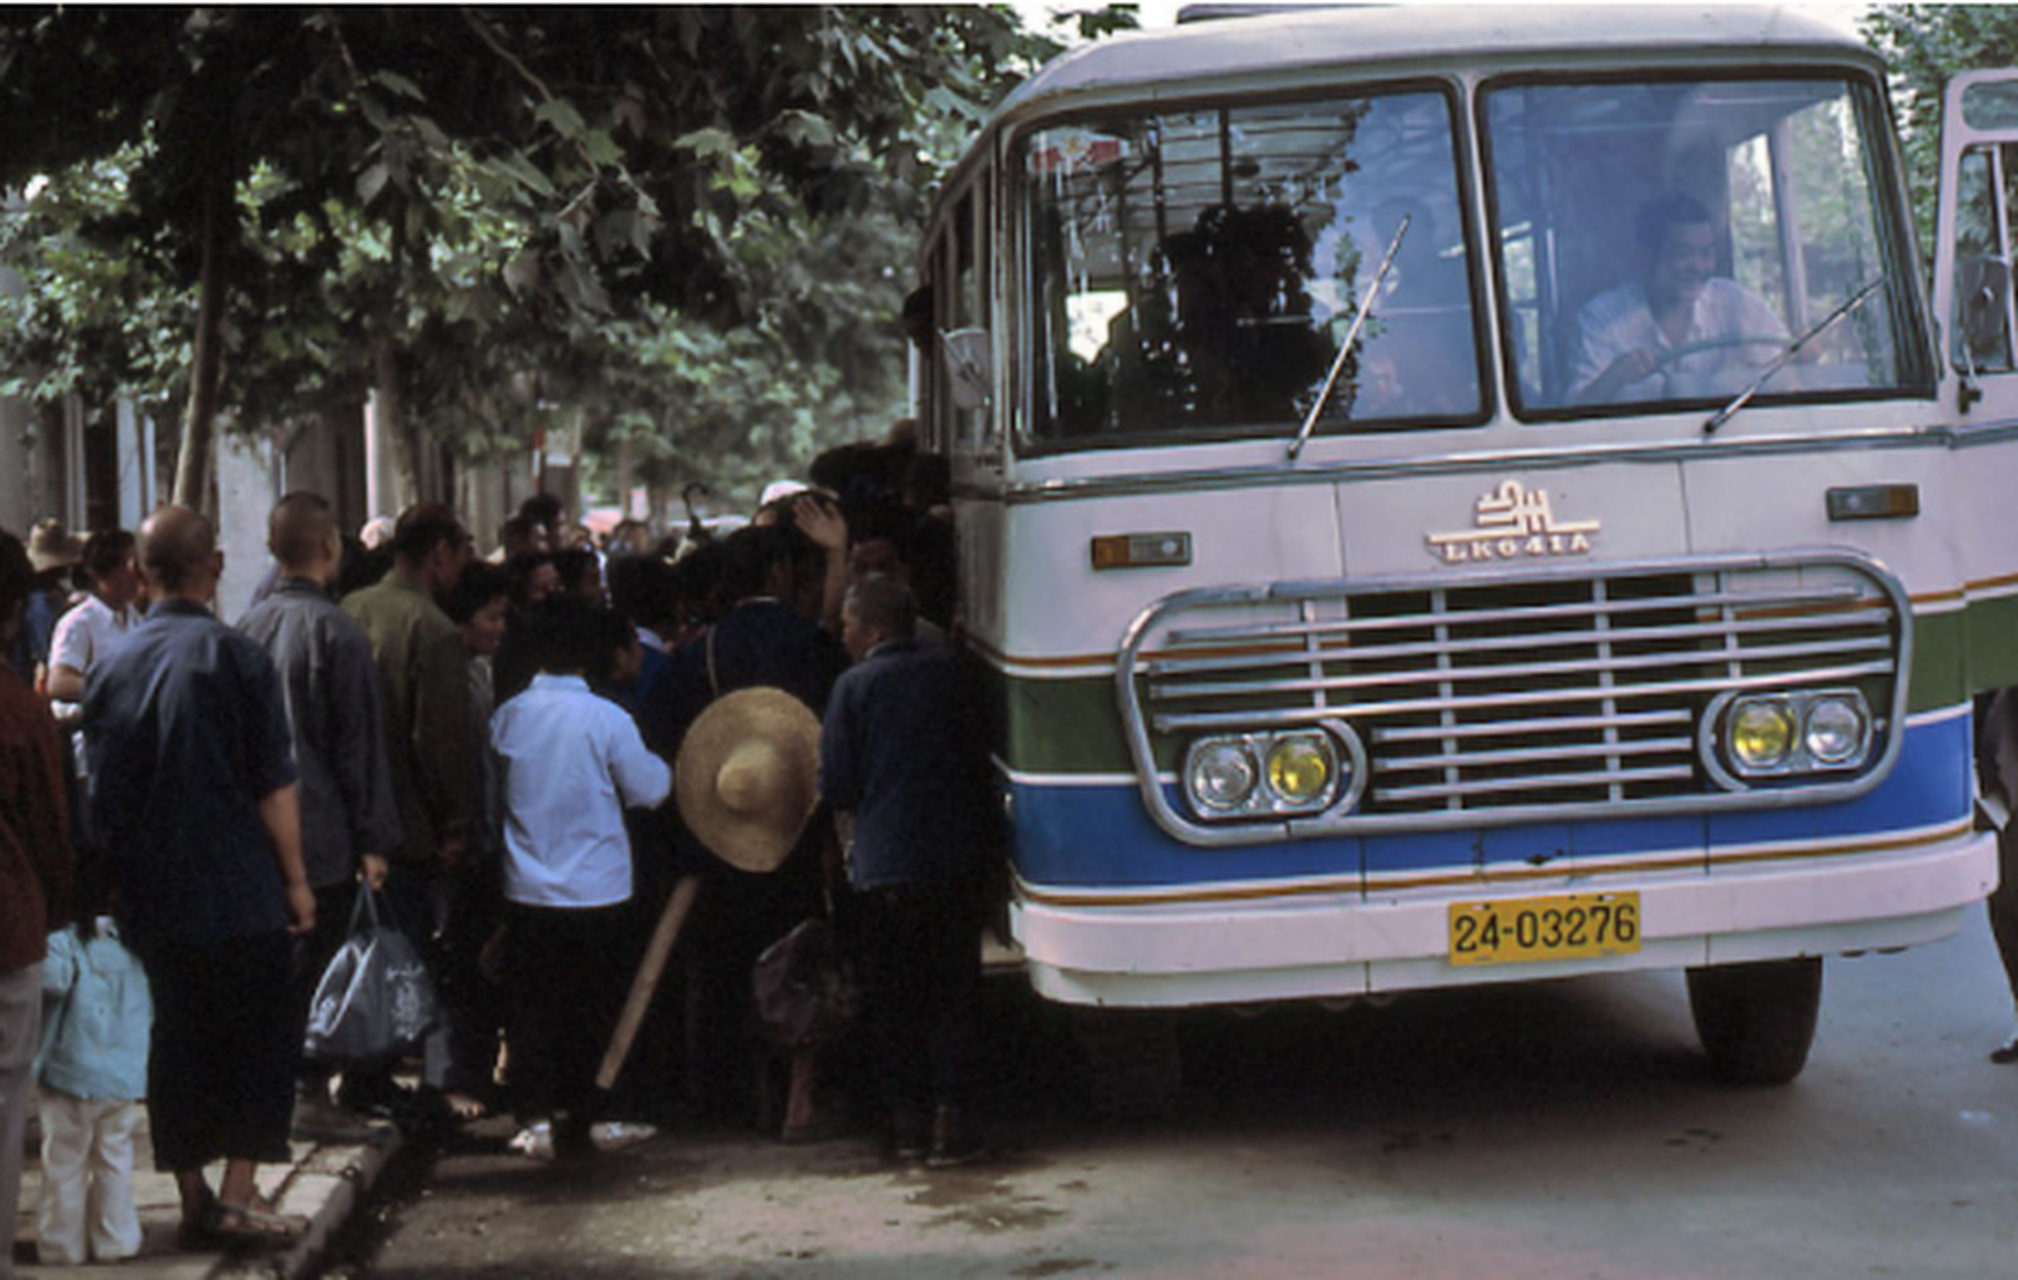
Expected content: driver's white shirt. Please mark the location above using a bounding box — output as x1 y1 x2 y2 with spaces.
1570 279 1787 404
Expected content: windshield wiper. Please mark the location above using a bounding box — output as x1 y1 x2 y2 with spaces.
1288 213 1410 461
1702 275 1887 436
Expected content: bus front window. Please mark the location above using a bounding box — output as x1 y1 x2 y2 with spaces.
1485 76 1928 417
1022 90 1483 447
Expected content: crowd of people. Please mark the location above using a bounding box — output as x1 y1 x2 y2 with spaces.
0 425 1000 1269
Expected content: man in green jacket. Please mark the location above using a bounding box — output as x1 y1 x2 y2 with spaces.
339 502 477 1115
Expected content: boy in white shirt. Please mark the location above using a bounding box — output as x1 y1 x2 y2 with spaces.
491 602 671 1158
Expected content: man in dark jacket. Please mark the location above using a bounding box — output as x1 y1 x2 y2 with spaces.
239 493 403 1128
819 573 995 1166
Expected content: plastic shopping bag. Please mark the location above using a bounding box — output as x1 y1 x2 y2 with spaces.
303 887 438 1063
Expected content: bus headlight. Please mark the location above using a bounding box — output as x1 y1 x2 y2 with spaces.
1803 692 1871 767
1183 729 1352 819
1729 698 1797 771
1265 734 1334 805
1716 688 1874 781
1186 739 1259 811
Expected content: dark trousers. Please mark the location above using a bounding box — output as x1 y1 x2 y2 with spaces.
503 901 633 1124
850 879 982 1120
141 931 297 1171
365 860 503 1094
1992 824 2018 1008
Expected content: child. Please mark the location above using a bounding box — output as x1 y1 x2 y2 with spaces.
491 603 671 1158
35 915 152 1265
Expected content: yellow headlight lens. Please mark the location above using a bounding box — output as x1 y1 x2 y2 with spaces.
1266 735 1334 803
1730 699 1796 770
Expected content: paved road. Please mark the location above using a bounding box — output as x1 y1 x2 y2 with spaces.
354 910 2018 1280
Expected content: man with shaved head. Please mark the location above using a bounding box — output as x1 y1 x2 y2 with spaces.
240 493 403 1133
84 504 315 1245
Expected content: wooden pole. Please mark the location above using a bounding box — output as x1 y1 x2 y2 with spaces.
595 874 701 1091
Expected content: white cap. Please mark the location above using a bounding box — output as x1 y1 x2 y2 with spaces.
758 480 809 508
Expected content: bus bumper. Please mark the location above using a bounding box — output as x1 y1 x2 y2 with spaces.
1009 824 1998 1008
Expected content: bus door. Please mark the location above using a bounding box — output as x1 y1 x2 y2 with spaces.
1933 69 2018 693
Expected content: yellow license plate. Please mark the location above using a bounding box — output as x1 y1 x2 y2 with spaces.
1448 892 1641 967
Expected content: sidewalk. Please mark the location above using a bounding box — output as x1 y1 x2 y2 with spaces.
12 1106 401 1280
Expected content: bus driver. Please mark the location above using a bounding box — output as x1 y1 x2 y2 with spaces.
1570 192 1789 405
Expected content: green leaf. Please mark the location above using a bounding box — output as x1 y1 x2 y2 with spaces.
357 162 390 205
674 127 735 159
776 110 836 149
410 116 451 152
583 128 621 166
374 70 425 101
494 150 557 198
534 98 588 140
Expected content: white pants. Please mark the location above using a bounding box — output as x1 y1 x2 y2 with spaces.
35 1092 142 1265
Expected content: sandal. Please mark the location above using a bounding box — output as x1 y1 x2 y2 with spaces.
439 1089 493 1123
176 1187 221 1251
209 1198 306 1249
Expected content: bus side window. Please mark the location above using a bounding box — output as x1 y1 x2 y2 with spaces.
1954 145 2016 375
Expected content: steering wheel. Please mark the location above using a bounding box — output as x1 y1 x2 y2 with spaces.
1652 334 1791 370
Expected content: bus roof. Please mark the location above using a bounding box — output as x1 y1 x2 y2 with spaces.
994 5 1875 125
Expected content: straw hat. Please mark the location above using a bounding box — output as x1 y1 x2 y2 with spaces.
26 519 82 573
675 687 821 873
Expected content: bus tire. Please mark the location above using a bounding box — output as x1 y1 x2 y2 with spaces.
1071 1009 1183 1119
1686 957 1823 1085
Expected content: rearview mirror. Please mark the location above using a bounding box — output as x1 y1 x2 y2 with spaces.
939 328 992 411
1956 254 2012 357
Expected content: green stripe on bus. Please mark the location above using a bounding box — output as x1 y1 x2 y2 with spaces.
1965 592 2018 695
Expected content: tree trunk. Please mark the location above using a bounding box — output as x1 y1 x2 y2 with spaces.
373 333 421 513
172 156 232 512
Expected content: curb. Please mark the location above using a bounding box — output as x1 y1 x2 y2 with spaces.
209 1126 402 1280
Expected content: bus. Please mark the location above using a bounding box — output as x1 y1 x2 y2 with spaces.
912 4 2018 1092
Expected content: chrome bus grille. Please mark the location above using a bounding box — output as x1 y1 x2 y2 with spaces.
1115 552 1909 842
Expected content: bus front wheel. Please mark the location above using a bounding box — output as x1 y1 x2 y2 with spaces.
1686 957 1823 1085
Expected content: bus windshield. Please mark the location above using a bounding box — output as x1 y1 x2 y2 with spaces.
1485 74 1928 416
1022 88 1484 446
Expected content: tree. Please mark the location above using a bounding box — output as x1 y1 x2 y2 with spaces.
0 6 1121 514
1865 5 2018 257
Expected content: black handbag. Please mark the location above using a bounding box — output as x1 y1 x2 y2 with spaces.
751 915 859 1051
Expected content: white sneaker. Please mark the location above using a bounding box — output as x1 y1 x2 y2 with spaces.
509 1120 555 1160
589 1120 658 1152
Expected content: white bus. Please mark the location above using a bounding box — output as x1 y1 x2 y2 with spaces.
914 5 2018 1090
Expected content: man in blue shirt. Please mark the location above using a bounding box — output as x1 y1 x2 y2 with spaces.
85 505 313 1247
819 574 996 1166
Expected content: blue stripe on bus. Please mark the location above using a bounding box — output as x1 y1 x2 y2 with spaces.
1008 711 1973 890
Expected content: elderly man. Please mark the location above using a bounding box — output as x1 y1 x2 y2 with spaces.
0 528 74 1280
85 505 313 1246
341 501 479 1114
239 493 403 1130
819 574 996 1166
